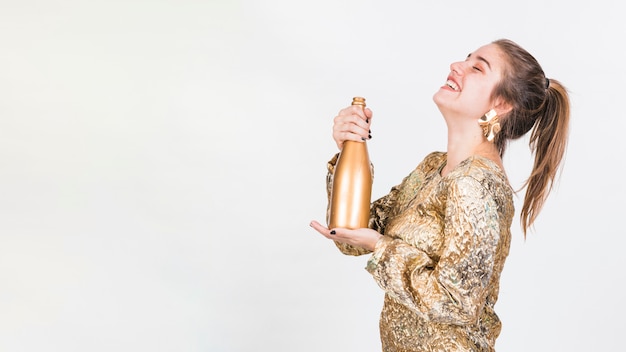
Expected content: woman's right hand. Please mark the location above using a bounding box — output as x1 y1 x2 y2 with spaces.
332 105 373 150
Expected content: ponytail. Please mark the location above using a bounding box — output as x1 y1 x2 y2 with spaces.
520 79 570 236
491 39 571 236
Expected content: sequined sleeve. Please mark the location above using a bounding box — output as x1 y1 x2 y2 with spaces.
366 175 502 325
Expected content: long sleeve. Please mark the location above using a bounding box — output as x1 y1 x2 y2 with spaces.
366 175 503 326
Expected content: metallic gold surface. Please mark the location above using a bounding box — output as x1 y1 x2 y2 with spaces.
478 109 500 142
326 151 514 351
327 97 373 229
352 96 366 107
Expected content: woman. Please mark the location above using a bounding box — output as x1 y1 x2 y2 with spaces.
310 39 570 351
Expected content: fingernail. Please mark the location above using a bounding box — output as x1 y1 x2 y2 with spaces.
330 230 336 235
369 129 371 133
366 119 369 123
361 137 366 141
368 134 372 139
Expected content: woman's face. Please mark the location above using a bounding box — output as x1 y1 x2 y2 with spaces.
433 43 507 120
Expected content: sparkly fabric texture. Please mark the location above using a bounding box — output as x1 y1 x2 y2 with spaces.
326 151 514 352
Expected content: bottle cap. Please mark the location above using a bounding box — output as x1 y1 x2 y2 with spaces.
351 97 366 107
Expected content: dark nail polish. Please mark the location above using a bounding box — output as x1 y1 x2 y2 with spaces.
369 129 371 133
361 137 366 141
368 134 372 139
330 230 336 235
366 119 369 123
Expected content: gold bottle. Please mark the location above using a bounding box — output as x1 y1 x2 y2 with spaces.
328 97 373 229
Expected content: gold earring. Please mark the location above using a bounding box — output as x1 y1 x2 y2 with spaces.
478 109 500 142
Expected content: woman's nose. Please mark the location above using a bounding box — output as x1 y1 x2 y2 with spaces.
450 61 464 76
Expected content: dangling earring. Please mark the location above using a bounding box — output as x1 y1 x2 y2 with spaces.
478 109 500 142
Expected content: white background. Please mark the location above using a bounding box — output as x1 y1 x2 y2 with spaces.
1 1 624 351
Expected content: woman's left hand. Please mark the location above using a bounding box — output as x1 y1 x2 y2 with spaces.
309 220 382 251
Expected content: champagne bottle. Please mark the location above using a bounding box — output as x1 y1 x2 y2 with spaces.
328 97 373 229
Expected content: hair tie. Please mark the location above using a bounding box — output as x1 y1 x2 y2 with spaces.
545 77 550 89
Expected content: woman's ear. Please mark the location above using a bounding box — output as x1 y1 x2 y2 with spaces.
493 98 512 116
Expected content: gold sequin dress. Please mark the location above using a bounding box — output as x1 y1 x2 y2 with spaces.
326 151 514 352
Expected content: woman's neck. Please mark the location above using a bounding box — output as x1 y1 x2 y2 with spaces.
441 130 502 177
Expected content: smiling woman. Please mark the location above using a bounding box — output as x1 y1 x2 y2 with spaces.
310 38 570 352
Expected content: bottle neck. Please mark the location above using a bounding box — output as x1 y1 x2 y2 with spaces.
343 140 368 150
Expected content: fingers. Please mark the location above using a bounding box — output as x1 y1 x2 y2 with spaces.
310 221 381 251
332 106 373 149
309 220 349 240
364 107 373 122
309 220 333 239
309 220 356 241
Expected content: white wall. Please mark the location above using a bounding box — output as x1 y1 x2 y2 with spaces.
1 1 623 351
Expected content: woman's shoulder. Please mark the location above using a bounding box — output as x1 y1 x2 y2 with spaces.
416 151 446 173
445 155 515 219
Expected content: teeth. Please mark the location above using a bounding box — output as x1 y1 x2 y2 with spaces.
446 80 459 91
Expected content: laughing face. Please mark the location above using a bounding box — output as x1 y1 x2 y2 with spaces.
433 43 507 121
